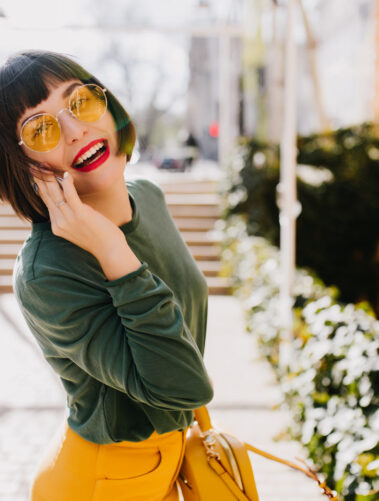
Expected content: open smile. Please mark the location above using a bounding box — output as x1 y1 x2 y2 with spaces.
72 139 110 173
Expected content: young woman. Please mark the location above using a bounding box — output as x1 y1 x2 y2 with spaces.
0 50 214 501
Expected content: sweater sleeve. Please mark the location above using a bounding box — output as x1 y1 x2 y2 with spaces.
22 261 214 411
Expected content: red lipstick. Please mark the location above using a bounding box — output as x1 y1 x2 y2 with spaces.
72 138 110 173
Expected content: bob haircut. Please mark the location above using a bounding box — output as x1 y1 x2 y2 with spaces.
0 50 136 222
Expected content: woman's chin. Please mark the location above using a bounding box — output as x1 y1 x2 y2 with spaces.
73 164 126 197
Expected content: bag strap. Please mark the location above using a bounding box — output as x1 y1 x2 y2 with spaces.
194 406 338 500
244 442 338 500
194 405 212 431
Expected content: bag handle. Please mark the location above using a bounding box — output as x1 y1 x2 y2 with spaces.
194 405 212 432
194 406 338 500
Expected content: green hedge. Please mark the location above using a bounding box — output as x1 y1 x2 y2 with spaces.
219 214 379 500
220 122 379 316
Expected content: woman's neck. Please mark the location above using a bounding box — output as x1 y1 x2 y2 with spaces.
79 177 133 228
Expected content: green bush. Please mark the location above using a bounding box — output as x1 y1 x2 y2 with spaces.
219 215 379 500
220 123 379 316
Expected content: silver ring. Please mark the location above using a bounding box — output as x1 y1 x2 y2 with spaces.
55 199 66 207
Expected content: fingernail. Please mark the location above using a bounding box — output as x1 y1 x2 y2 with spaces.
63 171 69 179
56 176 63 185
32 182 39 194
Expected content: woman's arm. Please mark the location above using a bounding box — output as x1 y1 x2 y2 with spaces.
21 260 213 411
96 241 145 281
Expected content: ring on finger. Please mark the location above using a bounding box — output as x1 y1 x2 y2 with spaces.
55 199 66 207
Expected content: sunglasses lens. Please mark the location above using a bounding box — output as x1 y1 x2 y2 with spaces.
70 84 107 122
21 114 60 152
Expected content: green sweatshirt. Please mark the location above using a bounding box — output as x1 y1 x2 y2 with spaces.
13 178 214 444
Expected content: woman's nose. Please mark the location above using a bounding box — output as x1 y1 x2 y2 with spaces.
58 109 89 144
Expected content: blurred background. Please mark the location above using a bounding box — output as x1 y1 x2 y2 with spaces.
1 0 376 165
0 1 378 500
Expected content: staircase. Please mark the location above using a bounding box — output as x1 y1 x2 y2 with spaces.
159 179 231 295
0 177 231 295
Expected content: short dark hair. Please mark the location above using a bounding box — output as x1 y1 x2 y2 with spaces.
0 50 136 222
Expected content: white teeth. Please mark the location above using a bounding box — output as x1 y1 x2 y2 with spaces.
74 141 105 166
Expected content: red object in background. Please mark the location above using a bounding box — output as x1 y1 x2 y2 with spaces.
209 121 219 138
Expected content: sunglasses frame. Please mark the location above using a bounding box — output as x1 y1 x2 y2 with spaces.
18 83 108 153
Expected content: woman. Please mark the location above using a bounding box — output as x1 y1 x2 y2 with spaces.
0 50 214 501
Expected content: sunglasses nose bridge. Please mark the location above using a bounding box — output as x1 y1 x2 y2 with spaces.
56 107 68 118
56 107 75 121
57 108 90 144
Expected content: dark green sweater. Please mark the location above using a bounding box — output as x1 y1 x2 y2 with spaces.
13 178 214 444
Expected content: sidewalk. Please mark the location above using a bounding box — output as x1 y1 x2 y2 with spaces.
204 296 324 501
0 292 324 500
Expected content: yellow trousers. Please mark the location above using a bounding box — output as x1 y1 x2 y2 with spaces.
31 418 188 501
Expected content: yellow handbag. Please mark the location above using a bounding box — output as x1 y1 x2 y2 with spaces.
178 406 338 500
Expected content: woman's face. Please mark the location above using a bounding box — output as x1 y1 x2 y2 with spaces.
16 78 127 197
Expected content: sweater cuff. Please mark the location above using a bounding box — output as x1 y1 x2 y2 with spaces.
103 261 149 287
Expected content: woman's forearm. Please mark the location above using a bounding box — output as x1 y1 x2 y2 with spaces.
96 238 142 281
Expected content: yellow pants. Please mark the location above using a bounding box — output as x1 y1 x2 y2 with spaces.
30 418 188 501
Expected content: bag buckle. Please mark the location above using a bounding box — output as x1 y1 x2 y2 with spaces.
202 430 221 460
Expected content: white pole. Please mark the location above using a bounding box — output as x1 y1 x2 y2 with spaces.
268 0 283 142
278 0 298 371
218 29 232 166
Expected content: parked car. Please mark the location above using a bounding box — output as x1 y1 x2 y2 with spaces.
158 157 186 171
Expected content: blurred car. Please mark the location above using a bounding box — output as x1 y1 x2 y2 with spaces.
157 157 187 171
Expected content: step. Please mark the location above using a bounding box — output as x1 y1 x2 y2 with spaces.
0 206 18 212
188 246 221 261
0 259 16 275
206 276 232 295
169 206 220 218
181 231 221 246
0 274 13 292
160 181 220 194
0 216 31 229
0 229 30 243
165 194 220 205
0 244 23 259
197 260 222 277
0 204 17 216
173 218 217 232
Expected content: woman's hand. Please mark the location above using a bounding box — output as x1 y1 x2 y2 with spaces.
31 167 127 262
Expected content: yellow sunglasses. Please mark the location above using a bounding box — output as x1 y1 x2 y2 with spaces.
18 83 107 153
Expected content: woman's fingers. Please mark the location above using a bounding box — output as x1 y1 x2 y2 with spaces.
32 176 62 216
30 167 80 210
29 164 62 182
59 172 82 210
29 166 66 205
32 176 58 229
33 175 73 237
39 173 66 206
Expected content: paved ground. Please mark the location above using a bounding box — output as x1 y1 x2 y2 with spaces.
0 292 324 501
